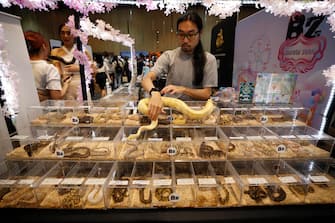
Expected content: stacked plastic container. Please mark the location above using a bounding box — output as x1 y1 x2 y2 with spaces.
1 99 334 208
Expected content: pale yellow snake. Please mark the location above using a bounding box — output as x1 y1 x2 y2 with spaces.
127 97 215 140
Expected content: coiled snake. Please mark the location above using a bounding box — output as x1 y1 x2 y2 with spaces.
127 97 215 140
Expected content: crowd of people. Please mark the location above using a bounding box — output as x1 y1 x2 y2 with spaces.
24 11 217 104
92 53 132 97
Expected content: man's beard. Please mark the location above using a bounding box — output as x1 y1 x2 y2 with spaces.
181 44 192 54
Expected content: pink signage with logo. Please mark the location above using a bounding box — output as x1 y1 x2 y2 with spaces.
233 10 335 129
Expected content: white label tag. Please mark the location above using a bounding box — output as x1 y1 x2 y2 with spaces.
11 135 29 140
48 105 63 109
309 175 330 183
153 179 172 186
65 136 84 141
236 108 248 111
41 177 62 185
281 135 296 139
176 137 191 142
18 179 35 185
276 144 287 153
278 176 298 184
224 177 235 184
177 178 194 185
92 137 110 141
109 180 129 185
263 135 278 140
204 136 218 141
247 136 263 140
280 107 290 110
61 177 85 185
229 136 244 140
0 179 16 185
132 180 150 185
247 177 268 185
148 137 163 142
37 135 53 140
250 107 262 110
85 178 106 185
198 178 216 185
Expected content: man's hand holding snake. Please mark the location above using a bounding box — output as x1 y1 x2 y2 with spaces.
127 96 215 140
148 91 164 120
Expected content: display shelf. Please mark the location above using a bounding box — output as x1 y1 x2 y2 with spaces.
1 158 334 209
28 100 86 126
28 100 127 127
266 125 334 158
7 106 335 163
2 100 335 211
218 103 308 127
6 126 71 160
53 126 120 160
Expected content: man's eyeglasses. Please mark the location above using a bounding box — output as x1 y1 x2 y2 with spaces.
176 31 199 40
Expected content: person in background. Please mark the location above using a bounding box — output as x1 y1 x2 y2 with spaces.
94 54 110 97
136 53 145 77
24 31 71 102
101 51 114 91
50 23 94 100
111 55 124 89
103 51 113 87
123 56 131 84
141 11 218 120
142 58 150 76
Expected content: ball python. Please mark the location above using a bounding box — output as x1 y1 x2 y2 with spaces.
127 97 215 140
87 185 104 205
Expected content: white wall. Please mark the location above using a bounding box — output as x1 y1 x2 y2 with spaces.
0 12 39 141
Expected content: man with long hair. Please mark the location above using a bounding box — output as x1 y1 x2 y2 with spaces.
142 11 218 120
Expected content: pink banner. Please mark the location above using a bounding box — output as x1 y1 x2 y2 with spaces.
233 10 335 129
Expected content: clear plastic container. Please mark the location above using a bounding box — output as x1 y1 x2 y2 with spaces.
105 161 133 208
0 160 58 208
285 158 335 204
83 161 114 209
